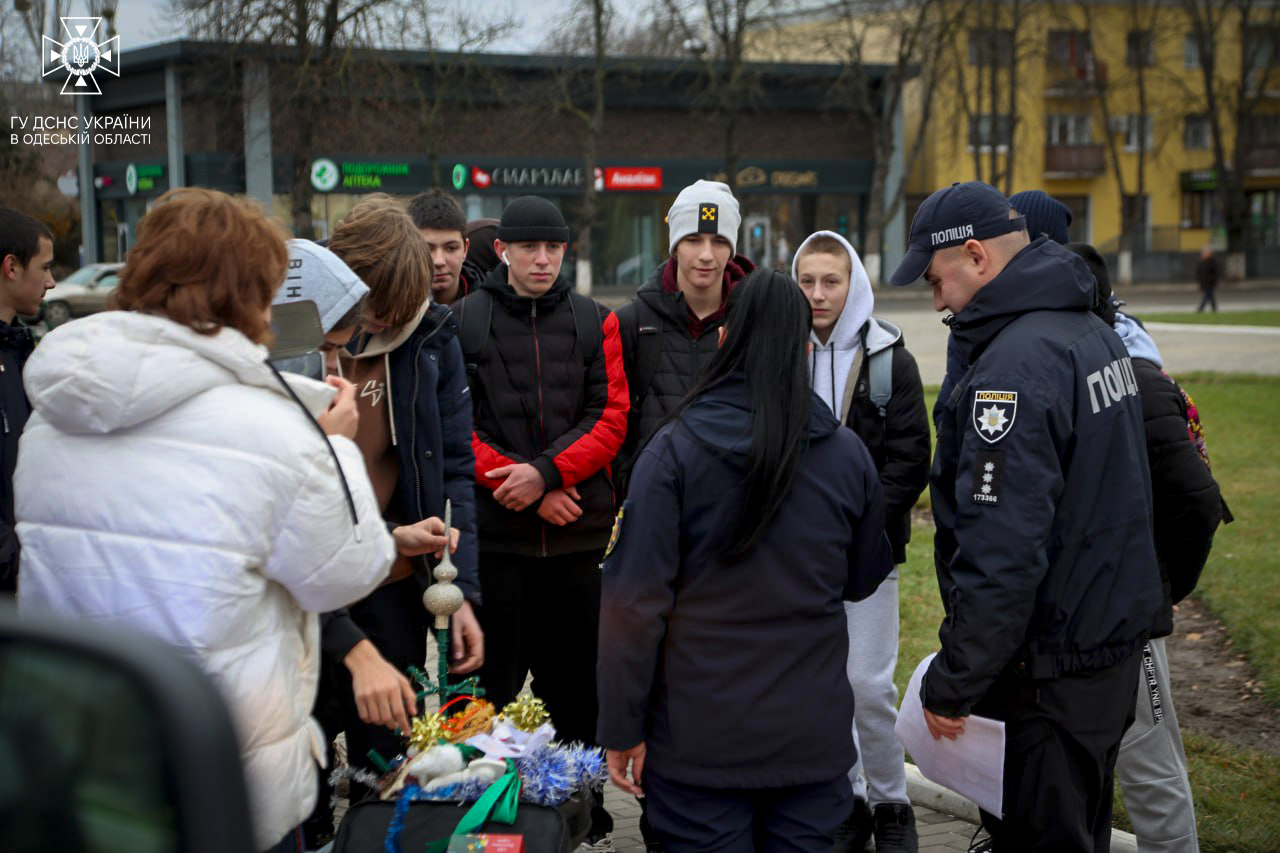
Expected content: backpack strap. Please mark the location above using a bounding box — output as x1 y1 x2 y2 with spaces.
859 321 894 418
868 347 894 417
458 289 493 379
567 291 604 369
625 298 663 406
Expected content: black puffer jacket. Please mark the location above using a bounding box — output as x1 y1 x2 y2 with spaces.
614 256 754 491
924 238 1161 717
453 268 628 557
1131 355 1224 636
0 321 33 592
840 320 930 564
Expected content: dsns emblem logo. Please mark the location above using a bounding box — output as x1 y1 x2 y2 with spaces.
43 17 120 95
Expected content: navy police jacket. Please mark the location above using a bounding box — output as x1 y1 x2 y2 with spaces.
924 238 1161 718
597 374 892 788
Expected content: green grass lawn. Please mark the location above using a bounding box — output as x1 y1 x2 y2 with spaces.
1140 310 1280 327
899 374 1280 851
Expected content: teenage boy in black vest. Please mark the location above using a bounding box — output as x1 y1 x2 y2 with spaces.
451 196 628 849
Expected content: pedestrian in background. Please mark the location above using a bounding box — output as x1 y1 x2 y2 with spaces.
1196 246 1219 312
407 190 485 306
0 207 54 594
599 268 893 853
1068 242 1228 853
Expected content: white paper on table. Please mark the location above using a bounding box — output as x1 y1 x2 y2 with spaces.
894 653 1005 818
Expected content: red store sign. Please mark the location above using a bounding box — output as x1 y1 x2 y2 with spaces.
605 167 663 191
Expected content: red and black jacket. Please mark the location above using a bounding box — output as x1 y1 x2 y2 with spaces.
454 269 628 557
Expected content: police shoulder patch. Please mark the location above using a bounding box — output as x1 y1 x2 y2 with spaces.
972 390 1017 443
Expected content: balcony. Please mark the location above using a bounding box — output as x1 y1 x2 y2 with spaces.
1043 144 1106 178
1044 60 1108 97
1243 145 1280 174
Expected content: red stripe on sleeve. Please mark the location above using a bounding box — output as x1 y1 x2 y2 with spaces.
553 310 631 485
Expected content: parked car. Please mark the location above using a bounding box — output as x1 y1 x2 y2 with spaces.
41 262 124 327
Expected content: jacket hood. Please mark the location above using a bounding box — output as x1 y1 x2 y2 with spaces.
679 373 840 457
864 317 903 355
1113 311 1163 367
24 311 302 435
273 239 369 334
459 259 486 298
792 231 874 355
950 237 1096 361
349 297 433 359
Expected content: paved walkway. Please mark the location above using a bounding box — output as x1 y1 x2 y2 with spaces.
600 783 983 853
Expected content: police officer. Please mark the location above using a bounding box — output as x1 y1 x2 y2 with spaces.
890 182 1161 852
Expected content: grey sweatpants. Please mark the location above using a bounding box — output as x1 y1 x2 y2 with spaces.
843 570 908 806
1115 638 1199 853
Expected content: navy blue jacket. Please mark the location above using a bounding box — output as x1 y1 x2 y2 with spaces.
597 375 892 788
321 304 478 660
0 320 33 592
925 239 1161 717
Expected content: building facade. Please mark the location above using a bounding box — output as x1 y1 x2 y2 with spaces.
70 41 904 284
762 1 1280 277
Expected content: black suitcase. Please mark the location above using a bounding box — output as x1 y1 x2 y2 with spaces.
332 790 592 853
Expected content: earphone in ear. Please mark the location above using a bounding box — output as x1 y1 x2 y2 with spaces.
501 250 511 265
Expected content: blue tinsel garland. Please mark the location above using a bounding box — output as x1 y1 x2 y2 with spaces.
414 742 606 807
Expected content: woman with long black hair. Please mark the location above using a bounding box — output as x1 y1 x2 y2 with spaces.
596 267 893 851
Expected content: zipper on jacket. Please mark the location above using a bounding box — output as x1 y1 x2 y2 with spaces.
385 351 398 447
409 336 428 526
531 301 548 557
531 302 546 440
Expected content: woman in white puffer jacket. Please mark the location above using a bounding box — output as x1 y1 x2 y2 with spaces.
14 188 396 852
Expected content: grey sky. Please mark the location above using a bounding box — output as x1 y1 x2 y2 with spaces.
114 0 577 53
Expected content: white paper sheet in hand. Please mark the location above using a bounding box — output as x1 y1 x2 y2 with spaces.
894 653 1005 818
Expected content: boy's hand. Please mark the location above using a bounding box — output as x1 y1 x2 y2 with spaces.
317 376 359 440
344 639 418 734
537 486 582 526
486 463 546 511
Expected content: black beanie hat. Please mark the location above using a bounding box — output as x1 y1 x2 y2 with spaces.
497 196 570 244
1066 241 1118 326
1009 190 1072 244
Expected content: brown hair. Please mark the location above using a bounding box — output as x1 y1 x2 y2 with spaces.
795 234 852 272
328 195 431 329
115 188 287 345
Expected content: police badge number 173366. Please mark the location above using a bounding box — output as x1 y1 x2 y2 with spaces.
971 390 1015 506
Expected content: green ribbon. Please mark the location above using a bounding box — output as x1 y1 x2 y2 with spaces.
424 759 521 853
